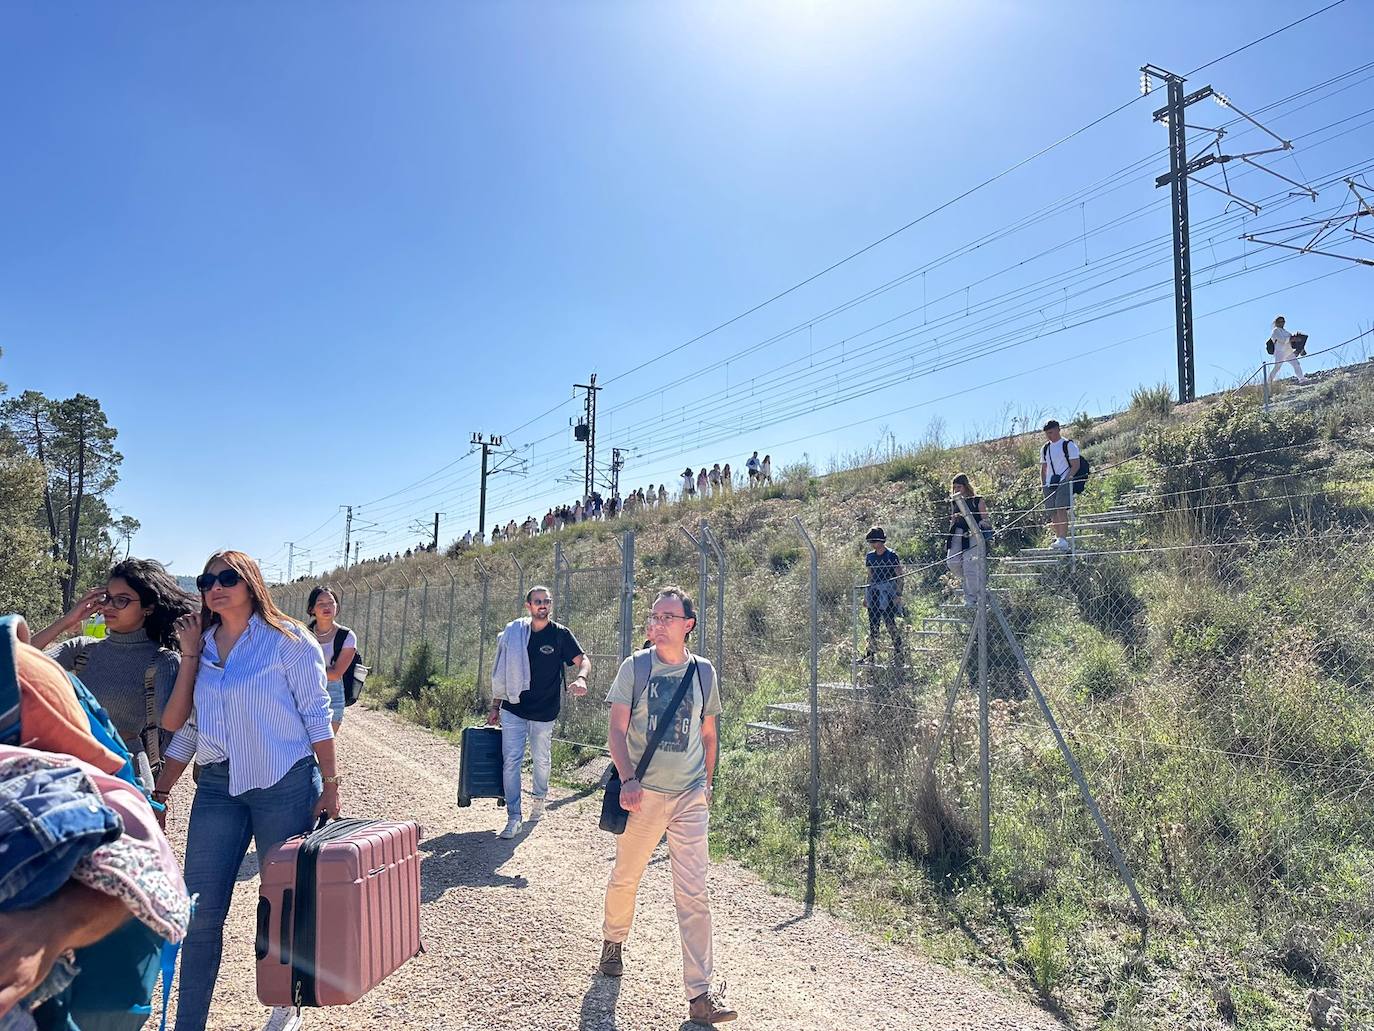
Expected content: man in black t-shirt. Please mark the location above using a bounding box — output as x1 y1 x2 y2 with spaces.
487 586 590 838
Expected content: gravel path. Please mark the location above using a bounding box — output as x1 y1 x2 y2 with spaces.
164 707 1062 1030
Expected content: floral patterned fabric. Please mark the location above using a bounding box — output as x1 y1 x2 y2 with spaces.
0 746 191 942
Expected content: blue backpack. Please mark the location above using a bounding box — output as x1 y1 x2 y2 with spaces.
0 614 182 1031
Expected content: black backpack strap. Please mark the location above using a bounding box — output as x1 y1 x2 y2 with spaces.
332 627 348 665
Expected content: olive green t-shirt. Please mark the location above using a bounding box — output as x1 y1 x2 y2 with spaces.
606 651 721 795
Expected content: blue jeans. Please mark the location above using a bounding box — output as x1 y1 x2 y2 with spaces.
499 710 553 821
174 757 320 1031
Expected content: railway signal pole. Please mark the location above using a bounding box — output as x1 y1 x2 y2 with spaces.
573 374 600 500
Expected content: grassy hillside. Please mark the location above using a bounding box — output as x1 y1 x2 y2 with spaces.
301 366 1374 1029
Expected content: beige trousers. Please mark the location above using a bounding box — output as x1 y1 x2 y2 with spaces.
602 786 713 998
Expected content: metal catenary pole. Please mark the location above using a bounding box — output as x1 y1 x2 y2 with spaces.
792 517 821 833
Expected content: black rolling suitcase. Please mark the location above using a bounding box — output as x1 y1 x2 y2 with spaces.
457 725 506 808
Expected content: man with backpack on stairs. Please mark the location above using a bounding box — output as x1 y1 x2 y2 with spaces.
1041 419 1089 554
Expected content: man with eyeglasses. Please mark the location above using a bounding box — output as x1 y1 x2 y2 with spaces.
488 586 589 839
598 586 736 1026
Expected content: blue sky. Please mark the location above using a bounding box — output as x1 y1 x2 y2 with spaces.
1 1 1370 578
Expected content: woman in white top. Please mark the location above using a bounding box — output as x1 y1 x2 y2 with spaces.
308 584 357 733
155 550 340 1031
760 455 773 484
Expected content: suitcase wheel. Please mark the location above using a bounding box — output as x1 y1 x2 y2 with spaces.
457 794 470 808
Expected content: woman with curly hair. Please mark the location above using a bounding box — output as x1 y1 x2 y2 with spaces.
31 556 197 761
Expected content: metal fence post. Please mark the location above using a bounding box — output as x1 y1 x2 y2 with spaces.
619 529 635 660
956 493 993 859
703 522 726 675
552 542 565 612
376 584 387 677
444 565 458 675
1262 362 1271 408
851 585 861 689
475 559 491 697
418 572 430 653
792 517 820 835
697 520 710 655
396 571 412 675
988 594 1150 947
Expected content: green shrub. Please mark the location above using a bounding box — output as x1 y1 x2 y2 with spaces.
1019 900 1072 996
1129 381 1174 420
1072 635 1133 700
410 672 480 731
768 542 802 573
388 640 440 709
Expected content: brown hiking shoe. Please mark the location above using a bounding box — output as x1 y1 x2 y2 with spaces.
688 987 737 1025
597 940 623 977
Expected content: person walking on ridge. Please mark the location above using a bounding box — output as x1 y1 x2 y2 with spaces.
1268 314 1309 385
598 586 736 1026
488 586 590 839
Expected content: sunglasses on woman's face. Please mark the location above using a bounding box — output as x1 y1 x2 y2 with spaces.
99 593 136 610
196 569 242 593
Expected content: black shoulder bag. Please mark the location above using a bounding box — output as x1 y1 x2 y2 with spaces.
599 658 698 835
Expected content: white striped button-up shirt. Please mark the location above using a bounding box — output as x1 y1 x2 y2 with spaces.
165 614 333 795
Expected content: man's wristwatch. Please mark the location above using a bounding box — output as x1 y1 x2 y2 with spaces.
322 775 343 786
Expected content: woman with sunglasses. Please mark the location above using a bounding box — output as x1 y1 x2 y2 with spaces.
155 551 340 1031
30 557 197 763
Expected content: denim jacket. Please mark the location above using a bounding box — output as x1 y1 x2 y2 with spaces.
0 761 122 911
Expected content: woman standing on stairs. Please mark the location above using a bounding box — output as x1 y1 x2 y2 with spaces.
947 475 993 607
31 557 197 768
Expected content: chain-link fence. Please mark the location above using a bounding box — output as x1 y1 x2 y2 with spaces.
266 480 1374 1022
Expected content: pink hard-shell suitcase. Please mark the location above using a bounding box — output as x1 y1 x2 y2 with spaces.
256 817 423 1006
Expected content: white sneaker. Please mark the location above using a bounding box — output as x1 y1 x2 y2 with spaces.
526 798 545 822
498 817 523 839
1052 538 1072 553
262 1006 303 1031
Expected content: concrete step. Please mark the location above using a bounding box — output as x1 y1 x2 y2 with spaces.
766 701 831 720
922 615 971 625
745 722 799 746
820 682 866 696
